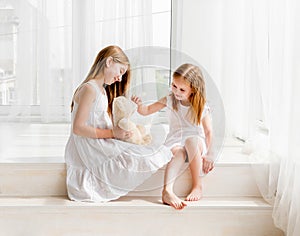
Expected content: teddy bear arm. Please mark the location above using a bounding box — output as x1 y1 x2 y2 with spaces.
118 118 136 131
136 124 146 134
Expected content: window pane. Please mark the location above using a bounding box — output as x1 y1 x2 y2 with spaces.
0 5 18 105
0 0 171 122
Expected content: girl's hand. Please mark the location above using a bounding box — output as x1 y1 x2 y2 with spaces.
131 95 142 106
202 157 214 174
112 126 132 140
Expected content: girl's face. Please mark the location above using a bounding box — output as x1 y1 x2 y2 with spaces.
104 59 128 85
171 76 192 103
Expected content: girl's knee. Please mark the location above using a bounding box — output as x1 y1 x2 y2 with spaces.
185 136 202 148
171 146 184 154
185 137 203 156
171 146 186 160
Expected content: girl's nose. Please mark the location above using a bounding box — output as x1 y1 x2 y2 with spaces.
115 75 122 82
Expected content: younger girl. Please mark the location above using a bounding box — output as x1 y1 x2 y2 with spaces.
132 63 214 210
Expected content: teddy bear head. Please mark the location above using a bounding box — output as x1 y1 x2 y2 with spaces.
112 96 152 145
112 96 137 126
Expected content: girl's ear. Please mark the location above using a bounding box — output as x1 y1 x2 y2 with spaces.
106 56 113 67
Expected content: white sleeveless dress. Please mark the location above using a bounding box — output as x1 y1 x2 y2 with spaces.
64 81 172 202
164 95 210 154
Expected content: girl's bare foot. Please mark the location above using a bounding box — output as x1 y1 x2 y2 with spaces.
162 190 187 210
185 187 203 201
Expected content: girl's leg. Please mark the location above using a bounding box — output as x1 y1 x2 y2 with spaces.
184 137 204 201
162 146 187 210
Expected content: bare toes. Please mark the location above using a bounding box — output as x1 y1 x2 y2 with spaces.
185 188 203 201
162 191 187 210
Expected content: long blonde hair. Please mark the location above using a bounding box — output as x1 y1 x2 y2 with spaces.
171 63 206 125
71 45 131 116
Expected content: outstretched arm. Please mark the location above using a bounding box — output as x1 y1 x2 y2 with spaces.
131 96 167 116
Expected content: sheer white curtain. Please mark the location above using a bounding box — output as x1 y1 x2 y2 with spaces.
3 0 154 122
72 0 154 92
178 0 300 234
4 0 72 122
260 0 300 235
218 0 300 235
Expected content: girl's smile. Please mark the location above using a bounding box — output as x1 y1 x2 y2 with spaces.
105 61 128 85
171 76 192 104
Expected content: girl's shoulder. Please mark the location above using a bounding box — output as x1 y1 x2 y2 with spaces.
166 93 173 106
204 102 210 109
202 103 211 118
85 80 100 91
79 82 97 96
74 83 97 104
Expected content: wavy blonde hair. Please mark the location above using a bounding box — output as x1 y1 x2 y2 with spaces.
171 63 206 125
71 45 131 116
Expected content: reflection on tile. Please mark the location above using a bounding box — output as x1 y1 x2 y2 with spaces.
0 123 70 163
0 122 247 164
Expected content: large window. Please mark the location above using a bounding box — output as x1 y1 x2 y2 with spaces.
0 0 171 122
0 5 18 105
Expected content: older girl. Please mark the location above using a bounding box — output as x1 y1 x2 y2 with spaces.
65 45 172 202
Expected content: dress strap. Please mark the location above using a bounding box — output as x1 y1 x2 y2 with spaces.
86 80 101 95
86 80 107 109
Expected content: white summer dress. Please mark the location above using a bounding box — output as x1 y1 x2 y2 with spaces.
164 95 210 155
64 81 172 202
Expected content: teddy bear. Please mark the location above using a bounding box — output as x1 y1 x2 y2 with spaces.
112 96 152 145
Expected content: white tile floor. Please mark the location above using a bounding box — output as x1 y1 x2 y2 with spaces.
0 122 246 163
0 123 70 163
